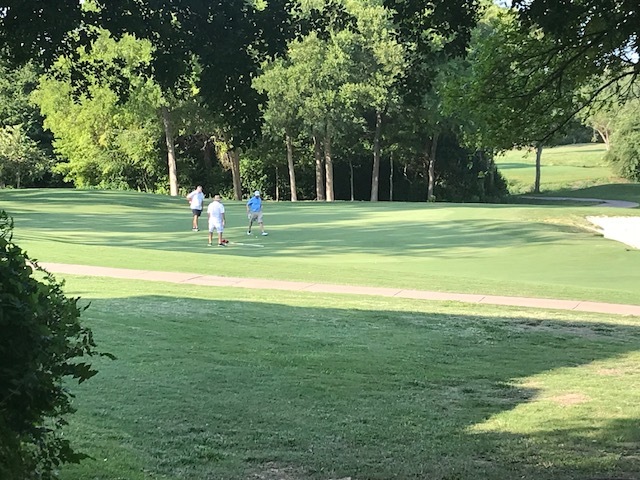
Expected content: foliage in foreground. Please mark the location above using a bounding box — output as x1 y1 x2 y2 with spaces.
0 211 109 479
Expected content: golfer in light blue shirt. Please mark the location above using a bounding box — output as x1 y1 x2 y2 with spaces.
246 190 268 236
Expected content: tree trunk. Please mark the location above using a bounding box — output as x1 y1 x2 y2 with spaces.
370 110 383 201
202 136 214 172
534 143 543 193
313 133 325 201
389 151 394 202
427 132 439 202
595 128 611 150
324 134 334 202
229 149 242 200
161 105 179 196
285 131 297 201
275 166 280 201
349 159 355 201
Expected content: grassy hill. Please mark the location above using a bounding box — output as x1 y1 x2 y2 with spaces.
495 143 622 194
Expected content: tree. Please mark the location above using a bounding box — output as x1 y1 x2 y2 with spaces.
0 59 56 186
475 0 640 145
0 124 50 188
31 31 191 192
0 212 110 479
383 0 483 200
0 1 84 67
606 98 640 181
578 78 636 151
2 1 302 180
253 58 304 201
263 31 350 201
445 7 584 193
339 0 405 202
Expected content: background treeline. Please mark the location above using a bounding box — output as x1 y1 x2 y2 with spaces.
0 0 637 201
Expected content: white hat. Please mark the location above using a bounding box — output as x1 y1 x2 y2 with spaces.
254 190 260 196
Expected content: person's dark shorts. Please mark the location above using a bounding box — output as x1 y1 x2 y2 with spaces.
192 209 203 217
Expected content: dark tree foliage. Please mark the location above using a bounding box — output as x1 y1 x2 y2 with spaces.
513 0 639 77
0 59 55 162
1 1 305 147
0 1 84 66
383 0 483 99
433 134 508 203
93 1 348 147
0 211 111 479
510 0 639 115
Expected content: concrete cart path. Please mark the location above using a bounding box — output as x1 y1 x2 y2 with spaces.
40 262 640 317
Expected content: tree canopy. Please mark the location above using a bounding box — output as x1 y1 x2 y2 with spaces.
1 0 635 196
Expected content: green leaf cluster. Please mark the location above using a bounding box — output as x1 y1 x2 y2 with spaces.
0 124 51 188
31 32 165 190
605 98 640 182
0 211 110 479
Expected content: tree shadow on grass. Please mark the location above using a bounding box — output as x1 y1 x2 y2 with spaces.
0 188 177 209
65 294 640 480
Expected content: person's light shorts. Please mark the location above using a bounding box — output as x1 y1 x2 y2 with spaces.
208 221 224 233
249 212 263 223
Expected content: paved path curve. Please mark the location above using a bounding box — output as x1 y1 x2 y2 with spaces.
40 262 640 317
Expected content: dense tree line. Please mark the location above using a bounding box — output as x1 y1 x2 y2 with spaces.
1 0 638 199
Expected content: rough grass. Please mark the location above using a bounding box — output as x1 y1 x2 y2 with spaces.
56 276 640 480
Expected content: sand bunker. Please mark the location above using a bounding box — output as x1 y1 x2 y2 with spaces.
587 216 640 250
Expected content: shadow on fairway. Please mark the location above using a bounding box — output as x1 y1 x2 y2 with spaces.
495 162 533 169
65 294 640 480
0 188 175 209
538 183 640 204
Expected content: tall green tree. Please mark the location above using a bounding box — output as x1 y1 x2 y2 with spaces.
31 31 205 193
0 59 55 183
382 0 483 200
2 0 302 176
0 124 50 188
341 0 405 201
253 58 304 201
261 31 352 201
445 7 584 193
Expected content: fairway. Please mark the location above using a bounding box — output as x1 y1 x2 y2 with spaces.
495 143 618 194
57 277 640 480
1 188 639 305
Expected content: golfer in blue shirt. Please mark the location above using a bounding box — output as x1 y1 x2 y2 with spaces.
246 190 268 236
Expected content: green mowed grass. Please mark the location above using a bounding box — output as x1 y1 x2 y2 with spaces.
56 277 640 480
539 183 640 204
2 188 639 304
495 143 620 194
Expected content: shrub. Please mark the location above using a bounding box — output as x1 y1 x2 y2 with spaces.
0 210 110 479
606 101 640 182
